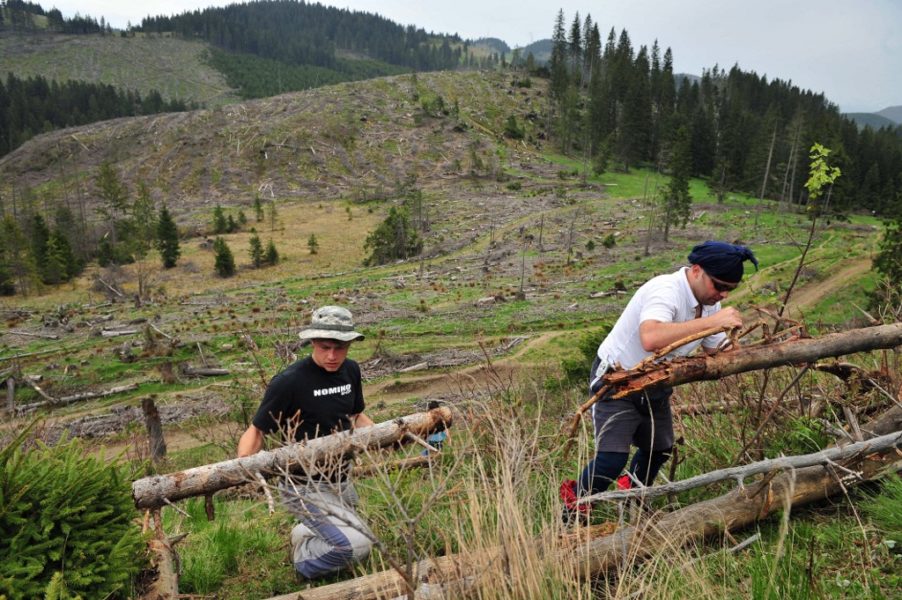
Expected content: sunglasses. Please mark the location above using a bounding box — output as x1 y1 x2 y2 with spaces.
705 271 737 293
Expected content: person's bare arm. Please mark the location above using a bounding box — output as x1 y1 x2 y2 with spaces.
639 307 743 352
353 413 374 428
237 424 264 457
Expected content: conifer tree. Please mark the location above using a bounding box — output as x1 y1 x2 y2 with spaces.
213 236 235 277
156 204 180 268
265 239 279 265
549 10 569 101
212 204 228 234
41 234 68 284
248 232 264 267
95 162 128 243
29 213 51 277
254 195 264 221
307 233 319 254
1 214 38 295
131 180 156 258
363 206 422 266
662 123 692 241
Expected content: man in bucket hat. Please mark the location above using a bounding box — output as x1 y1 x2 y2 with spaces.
561 241 758 523
238 306 375 579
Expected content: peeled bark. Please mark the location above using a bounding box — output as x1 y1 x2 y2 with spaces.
132 407 452 509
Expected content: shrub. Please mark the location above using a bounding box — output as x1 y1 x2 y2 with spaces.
504 115 524 139
0 430 146 598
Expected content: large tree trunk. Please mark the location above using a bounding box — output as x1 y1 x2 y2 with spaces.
132 407 452 509
607 322 902 397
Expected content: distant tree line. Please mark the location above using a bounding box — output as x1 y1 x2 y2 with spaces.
137 0 465 73
545 10 902 218
204 47 406 99
0 0 111 34
0 163 184 296
0 73 194 157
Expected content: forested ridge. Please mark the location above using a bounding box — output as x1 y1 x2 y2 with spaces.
0 73 193 157
545 10 902 217
138 0 466 74
1 0 112 34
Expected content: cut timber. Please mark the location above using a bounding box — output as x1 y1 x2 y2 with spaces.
271 417 901 600
581 430 901 504
7 329 60 340
606 323 902 398
181 366 230 377
16 383 139 413
132 407 453 509
101 329 139 337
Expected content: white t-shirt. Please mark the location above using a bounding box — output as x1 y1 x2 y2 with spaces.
596 267 726 370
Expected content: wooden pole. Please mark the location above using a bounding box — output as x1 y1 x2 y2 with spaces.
5 377 14 413
132 407 453 509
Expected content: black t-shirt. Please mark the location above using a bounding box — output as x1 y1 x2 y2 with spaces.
252 356 364 442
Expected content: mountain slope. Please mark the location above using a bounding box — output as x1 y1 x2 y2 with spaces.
876 105 902 124
0 31 240 106
844 112 899 130
0 70 545 222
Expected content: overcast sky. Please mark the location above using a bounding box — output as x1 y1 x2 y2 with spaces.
45 0 901 113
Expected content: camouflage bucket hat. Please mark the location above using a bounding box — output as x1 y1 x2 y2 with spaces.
298 305 365 344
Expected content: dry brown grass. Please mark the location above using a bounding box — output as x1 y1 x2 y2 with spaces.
6 200 382 309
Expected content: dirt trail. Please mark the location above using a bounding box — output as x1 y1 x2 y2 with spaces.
783 257 871 315
367 330 568 403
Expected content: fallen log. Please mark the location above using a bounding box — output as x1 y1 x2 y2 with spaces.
581 430 901 504
566 323 902 450
272 420 901 600
181 366 230 377
16 383 139 413
606 322 902 398
101 329 139 337
132 407 453 509
7 329 60 340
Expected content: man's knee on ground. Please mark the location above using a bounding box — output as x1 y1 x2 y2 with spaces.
292 522 372 579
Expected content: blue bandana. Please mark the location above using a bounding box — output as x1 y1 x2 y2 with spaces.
688 241 758 283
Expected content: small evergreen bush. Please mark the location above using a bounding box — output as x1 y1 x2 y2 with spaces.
0 430 146 598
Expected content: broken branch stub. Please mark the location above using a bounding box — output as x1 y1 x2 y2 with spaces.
132 408 452 509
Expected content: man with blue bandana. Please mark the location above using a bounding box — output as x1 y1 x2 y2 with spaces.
561 241 758 520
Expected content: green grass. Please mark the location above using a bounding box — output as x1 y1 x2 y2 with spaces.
0 32 239 106
162 497 290 595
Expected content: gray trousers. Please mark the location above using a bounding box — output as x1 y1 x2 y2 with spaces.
279 478 374 579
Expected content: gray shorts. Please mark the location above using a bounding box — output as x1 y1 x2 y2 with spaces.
590 357 674 453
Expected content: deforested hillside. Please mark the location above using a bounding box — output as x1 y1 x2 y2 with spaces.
0 31 240 106
0 70 544 226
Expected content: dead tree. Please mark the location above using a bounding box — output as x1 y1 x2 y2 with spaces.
132 407 453 509
142 396 167 463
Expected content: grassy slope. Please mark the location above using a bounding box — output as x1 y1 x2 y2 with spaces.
0 31 240 106
0 70 894 598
